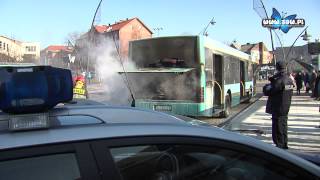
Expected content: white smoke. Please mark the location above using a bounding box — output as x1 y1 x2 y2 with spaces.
90 38 136 105
82 36 198 105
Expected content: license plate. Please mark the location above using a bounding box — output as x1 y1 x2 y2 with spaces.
154 105 172 111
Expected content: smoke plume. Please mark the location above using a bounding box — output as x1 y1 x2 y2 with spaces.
90 37 136 105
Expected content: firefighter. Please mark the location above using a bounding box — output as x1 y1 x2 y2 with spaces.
73 75 88 99
263 61 293 149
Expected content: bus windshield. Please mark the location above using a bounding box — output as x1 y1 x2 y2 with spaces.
127 36 200 101
130 36 198 68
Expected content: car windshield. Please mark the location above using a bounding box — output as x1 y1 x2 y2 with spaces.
1 0 320 157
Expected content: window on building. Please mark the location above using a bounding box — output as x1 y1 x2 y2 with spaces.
3 43 6 50
26 46 36 52
0 41 2 49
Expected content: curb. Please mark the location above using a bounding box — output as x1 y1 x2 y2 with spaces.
217 93 263 128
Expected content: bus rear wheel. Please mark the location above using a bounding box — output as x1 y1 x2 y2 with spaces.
244 87 253 103
221 95 231 118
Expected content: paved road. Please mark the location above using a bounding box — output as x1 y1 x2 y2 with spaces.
224 93 320 153
87 83 132 105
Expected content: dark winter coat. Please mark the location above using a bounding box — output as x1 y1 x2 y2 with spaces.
294 74 303 90
263 71 293 116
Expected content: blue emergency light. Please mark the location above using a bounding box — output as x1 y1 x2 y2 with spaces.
0 66 73 114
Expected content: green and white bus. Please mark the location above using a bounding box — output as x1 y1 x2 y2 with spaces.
124 35 256 117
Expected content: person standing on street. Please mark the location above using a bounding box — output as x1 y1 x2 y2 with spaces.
263 61 293 149
314 71 320 100
304 72 310 93
310 70 317 97
294 72 303 95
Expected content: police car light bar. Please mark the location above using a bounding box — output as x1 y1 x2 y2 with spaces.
0 66 73 114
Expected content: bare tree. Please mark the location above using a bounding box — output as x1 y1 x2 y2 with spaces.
65 31 82 47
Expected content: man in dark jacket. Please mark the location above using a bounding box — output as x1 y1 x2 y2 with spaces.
310 70 317 97
294 72 303 95
263 61 293 149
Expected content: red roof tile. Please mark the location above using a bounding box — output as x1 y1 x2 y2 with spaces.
94 17 153 34
46 45 72 52
95 18 135 33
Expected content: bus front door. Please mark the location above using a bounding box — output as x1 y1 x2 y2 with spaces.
240 61 245 98
214 54 223 106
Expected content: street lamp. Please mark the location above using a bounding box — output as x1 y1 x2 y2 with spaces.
199 17 216 36
301 30 311 42
284 26 309 63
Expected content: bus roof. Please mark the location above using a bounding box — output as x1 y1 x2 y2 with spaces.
203 37 254 62
129 35 198 43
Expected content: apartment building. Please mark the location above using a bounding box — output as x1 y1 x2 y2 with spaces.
0 35 40 63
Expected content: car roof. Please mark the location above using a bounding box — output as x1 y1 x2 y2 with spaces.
54 101 188 124
0 102 320 175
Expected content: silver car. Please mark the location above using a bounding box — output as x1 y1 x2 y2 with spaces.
0 100 319 180
0 66 319 180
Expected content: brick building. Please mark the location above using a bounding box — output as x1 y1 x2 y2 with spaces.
78 17 153 59
240 42 273 65
40 45 74 69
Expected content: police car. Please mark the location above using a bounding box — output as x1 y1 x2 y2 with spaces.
0 66 319 180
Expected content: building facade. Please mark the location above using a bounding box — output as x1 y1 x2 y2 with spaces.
40 45 74 69
22 42 41 62
78 17 153 59
0 35 40 63
241 42 273 65
274 44 314 72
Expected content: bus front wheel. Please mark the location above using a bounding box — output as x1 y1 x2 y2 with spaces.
221 95 231 118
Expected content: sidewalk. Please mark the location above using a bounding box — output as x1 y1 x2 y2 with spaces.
225 92 320 153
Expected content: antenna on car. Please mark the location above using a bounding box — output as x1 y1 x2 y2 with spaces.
90 0 136 107
111 32 136 107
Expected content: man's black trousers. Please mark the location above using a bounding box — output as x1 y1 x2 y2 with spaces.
272 115 288 149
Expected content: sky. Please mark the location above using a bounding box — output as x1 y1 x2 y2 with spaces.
1 0 319 50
